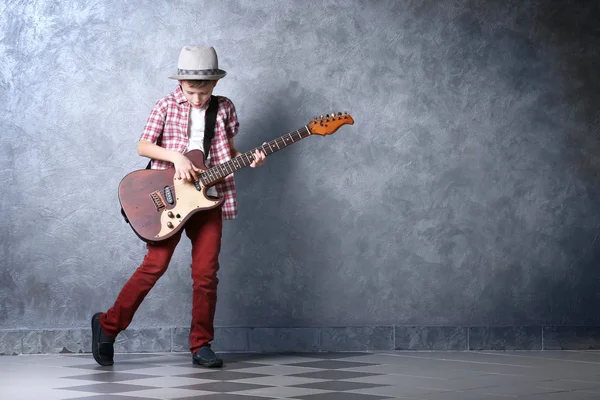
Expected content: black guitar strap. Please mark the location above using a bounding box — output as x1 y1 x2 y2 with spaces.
203 95 220 160
121 95 220 224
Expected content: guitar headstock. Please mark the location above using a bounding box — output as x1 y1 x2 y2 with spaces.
308 112 354 136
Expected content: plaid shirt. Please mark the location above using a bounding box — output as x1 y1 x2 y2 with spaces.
139 86 239 220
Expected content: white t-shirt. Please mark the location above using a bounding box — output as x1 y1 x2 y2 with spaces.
188 106 217 197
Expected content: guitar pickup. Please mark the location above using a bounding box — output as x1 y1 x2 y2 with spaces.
150 191 166 210
163 186 174 204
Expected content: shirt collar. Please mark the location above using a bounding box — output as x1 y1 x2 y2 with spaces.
174 85 187 104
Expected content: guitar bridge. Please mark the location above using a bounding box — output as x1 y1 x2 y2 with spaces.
150 191 166 210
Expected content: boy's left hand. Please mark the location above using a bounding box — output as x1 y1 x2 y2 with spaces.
251 148 266 168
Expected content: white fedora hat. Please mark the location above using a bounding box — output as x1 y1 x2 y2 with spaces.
169 45 227 80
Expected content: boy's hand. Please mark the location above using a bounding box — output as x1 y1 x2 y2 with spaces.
172 153 200 181
250 147 266 168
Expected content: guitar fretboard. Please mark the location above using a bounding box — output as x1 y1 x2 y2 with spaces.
199 126 311 186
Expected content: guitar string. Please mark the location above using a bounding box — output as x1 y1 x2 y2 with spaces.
162 151 256 194
148 128 309 195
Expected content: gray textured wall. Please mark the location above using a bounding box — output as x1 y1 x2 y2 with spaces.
1 0 600 349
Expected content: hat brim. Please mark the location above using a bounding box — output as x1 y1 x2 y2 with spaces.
169 70 227 80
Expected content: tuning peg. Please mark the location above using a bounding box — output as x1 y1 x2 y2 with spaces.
338 112 342 116
320 115 324 119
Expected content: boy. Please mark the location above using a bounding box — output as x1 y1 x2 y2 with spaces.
91 45 265 368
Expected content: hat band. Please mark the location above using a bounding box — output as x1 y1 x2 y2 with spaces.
177 68 221 76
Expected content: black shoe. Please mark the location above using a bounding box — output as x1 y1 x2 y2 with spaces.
91 312 115 366
192 346 223 368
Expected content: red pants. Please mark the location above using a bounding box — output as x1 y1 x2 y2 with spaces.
100 207 222 354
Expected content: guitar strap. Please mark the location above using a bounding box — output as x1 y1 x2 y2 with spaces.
121 95 220 224
203 95 220 160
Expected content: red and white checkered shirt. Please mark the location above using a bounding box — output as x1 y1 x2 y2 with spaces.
139 86 239 220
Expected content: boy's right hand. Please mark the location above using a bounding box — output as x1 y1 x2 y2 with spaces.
172 153 200 181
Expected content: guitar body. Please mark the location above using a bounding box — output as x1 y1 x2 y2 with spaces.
118 150 223 243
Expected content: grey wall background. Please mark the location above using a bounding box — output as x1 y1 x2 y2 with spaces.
1 0 600 353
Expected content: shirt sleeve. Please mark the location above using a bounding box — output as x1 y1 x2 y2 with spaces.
139 99 167 143
224 98 239 139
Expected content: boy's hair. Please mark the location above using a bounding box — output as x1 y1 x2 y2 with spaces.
180 80 215 88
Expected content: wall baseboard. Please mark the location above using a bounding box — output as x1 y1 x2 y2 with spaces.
2 326 599 355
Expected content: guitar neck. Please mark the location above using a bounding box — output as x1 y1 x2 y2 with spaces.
199 126 311 186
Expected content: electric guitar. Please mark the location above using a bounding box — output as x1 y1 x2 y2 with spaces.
118 113 354 243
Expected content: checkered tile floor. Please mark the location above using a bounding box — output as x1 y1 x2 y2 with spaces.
3 351 600 399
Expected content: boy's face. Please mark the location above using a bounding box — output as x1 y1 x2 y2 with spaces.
180 80 217 108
